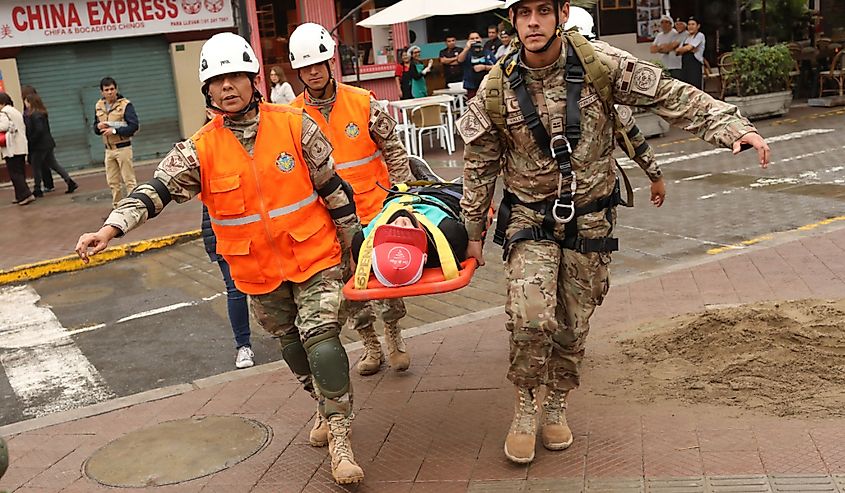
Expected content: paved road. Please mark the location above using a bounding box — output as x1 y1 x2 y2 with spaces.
2 106 844 427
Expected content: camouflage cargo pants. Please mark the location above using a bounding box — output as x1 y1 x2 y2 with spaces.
342 298 407 336
250 264 353 417
504 206 612 391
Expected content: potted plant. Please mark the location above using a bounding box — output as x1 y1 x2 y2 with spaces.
722 43 794 119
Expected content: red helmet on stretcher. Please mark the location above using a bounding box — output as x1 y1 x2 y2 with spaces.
371 223 428 287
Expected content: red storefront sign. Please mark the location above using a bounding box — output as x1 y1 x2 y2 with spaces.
0 0 234 48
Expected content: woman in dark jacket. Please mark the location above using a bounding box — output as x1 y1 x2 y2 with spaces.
24 94 77 195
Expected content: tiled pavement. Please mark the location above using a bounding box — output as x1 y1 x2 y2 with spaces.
2 226 844 492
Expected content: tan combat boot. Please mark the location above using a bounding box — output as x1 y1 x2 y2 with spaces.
384 323 410 371
327 414 365 484
356 330 384 376
541 389 574 451
309 413 328 447
504 386 538 464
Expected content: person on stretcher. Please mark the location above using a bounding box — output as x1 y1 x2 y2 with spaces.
351 158 470 287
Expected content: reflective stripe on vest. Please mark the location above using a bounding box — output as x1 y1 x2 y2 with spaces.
268 191 318 218
211 191 318 226
335 150 383 170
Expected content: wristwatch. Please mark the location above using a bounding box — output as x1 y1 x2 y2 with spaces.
111 128 117 135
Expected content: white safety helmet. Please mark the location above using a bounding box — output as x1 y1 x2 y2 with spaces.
564 6 595 39
198 32 260 84
289 23 336 70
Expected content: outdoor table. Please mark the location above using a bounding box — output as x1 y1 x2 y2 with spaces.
432 87 468 115
389 94 455 154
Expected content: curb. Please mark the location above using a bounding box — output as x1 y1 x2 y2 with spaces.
0 230 201 286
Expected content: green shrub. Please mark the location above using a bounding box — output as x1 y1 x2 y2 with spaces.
725 43 793 96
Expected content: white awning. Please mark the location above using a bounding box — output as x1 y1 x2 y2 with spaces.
357 0 506 28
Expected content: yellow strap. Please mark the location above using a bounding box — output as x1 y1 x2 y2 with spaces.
414 214 459 281
354 199 410 289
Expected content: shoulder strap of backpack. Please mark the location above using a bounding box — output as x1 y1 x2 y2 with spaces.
564 31 636 158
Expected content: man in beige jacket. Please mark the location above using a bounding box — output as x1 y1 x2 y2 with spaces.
93 77 139 208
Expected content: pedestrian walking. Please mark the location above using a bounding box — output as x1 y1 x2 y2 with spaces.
75 32 365 485
24 94 78 195
458 0 770 465
268 66 296 104
201 204 253 368
289 23 414 379
93 77 139 208
0 93 34 206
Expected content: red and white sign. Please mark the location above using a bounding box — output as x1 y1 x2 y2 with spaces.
0 0 233 48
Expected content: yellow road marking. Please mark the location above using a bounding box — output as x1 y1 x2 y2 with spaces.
707 216 845 255
0 230 201 285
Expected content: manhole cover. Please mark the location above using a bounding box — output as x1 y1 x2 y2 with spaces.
84 415 270 487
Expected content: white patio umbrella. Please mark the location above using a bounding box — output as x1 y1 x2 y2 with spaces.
357 0 505 28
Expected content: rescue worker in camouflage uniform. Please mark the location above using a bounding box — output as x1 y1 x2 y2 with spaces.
288 23 416 378
75 33 367 485
458 0 770 465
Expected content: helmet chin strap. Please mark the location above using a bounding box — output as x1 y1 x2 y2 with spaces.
524 25 564 54
299 62 334 100
512 0 564 54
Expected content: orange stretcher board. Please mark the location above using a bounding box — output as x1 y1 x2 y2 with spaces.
343 258 478 301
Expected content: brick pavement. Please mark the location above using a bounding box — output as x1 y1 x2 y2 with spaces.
2 226 844 492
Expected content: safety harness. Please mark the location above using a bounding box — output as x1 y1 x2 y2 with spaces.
353 183 463 290
486 31 638 261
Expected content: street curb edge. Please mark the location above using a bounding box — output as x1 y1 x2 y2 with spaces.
0 230 202 286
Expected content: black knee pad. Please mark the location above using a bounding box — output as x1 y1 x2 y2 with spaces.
304 331 350 399
280 333 311 377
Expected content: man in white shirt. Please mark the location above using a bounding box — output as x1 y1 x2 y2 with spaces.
676 16 706 89
650 15 683 78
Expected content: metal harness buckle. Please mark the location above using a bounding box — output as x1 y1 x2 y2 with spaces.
550 136 577 224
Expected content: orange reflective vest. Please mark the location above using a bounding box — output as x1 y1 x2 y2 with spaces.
292 83 390 224
193 103 341 295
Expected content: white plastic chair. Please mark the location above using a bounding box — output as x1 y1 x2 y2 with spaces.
410 103 454 157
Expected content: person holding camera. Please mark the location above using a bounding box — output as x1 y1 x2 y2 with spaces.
457 31 496 99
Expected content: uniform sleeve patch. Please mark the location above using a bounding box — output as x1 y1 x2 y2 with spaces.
370 108 397 139
303 127 333 165
457 100 493 144
615 104 633 124
619 60 661 98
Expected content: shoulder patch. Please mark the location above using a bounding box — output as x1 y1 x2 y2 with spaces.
302 123 333 165
618 60 661 98
457 99 493 144
370 107 397 139
615 104 633 125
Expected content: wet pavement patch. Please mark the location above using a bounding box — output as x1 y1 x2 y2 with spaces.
84 415 270 487
614 298 845 418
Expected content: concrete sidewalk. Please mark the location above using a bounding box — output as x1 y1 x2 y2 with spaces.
1 225 843 492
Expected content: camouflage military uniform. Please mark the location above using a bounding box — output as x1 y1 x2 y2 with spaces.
104 111 361 418
304 83 412 349
459 39 756 392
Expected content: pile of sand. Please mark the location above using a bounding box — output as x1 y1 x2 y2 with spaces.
614 299 845 417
